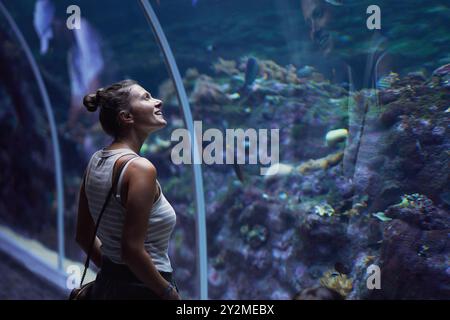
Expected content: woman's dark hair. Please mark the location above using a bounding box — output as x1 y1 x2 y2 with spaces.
83 79 138 137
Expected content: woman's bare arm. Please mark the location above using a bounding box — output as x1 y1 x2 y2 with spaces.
75 177 103 268
120 157 180 299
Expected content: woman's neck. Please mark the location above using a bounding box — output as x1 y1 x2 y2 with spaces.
109 132 148 155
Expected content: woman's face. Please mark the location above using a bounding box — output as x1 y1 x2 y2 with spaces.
127 84 166 133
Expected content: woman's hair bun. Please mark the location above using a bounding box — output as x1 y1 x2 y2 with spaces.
83 93 99 112
83 88 105 112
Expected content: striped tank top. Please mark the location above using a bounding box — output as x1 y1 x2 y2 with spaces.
84 148 176 272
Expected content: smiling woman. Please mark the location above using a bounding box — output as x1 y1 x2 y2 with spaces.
75 79 181 300
83 79 166 139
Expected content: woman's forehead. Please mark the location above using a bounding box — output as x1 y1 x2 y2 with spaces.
130 84 148 97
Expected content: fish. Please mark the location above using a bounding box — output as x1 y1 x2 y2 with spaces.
325 0 344 6
33 0 55 55
376 72 400 90
372 212 393 222
244 57 259 88
68 18 104 99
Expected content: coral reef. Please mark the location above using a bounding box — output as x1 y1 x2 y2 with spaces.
189 60 449 299
374 218 449 299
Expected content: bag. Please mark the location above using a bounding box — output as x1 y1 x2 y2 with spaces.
69 281 95 300
69 153 139 300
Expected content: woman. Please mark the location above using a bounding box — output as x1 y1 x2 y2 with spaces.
75 79 180 300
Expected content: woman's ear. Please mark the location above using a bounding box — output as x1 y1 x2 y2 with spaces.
117 110 134 125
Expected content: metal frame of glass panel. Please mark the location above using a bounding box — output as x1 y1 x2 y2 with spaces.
139 0 208 300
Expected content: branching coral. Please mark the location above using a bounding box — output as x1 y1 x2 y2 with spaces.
258 59 300 83
296 151 344 174
320 270 353 298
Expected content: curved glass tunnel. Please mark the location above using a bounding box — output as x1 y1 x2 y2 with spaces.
0 0 449 300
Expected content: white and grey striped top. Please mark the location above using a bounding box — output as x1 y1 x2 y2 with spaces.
84 148 176 272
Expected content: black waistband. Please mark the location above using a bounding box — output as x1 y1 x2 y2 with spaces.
100 257 173 284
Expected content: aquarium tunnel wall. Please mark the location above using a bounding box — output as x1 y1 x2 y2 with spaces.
0 0 449 300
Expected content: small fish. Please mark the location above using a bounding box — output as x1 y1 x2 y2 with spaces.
325 0 343 6
33 0 55 55
376 72 400 90
372 212 392 222
243 57 259 89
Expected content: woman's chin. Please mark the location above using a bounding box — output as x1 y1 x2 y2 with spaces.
152 115 167 126
148 121 167 134
155 119 167 129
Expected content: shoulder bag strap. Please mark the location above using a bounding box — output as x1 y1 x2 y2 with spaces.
79 153 139 287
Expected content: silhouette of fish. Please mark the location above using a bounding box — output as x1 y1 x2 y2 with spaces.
68 18 104 98
244 57 259 88
376 72 399 90
33 0 55 54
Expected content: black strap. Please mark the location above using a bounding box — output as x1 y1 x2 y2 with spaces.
79 153 139 287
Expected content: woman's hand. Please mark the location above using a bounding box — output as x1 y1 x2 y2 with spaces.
166 288 181 300
161 282 181 300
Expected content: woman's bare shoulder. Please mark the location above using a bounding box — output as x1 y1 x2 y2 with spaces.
126 157 157 178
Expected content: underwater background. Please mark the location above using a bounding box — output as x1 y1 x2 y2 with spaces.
0 0 449 299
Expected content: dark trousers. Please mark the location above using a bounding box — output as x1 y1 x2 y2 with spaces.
90 257 178 300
